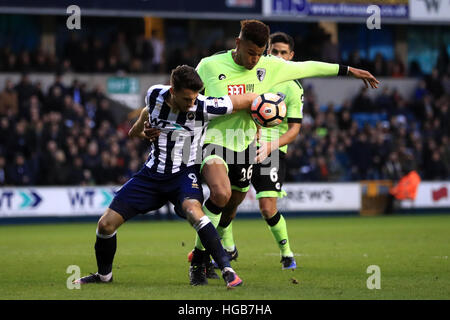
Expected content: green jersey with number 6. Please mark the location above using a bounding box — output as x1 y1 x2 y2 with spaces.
196 50 339 152
261 80 304 154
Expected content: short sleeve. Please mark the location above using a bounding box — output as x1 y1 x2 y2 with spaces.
286 81 304 121
203 95 233 120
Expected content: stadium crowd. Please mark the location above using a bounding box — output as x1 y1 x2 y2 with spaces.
284 68 450 182
0 61 449 187
0 24 419 78
0 22 449 186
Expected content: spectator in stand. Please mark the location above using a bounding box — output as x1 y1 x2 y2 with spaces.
95 99 116 129
375 86 395 114
440 136 450 176
7 153 35 186
0 155 7 185
34 48 49 72
348 132 373 180
426 68 444 98
15 73 37 114
391 54 406 78
46 150 70 185
83 140 101 173
150 30 164 73
383 151 403 180
436 45 449 76
3 52 18 71
109 32 131 71
91 38 106 71
352 87 375 113
442 73 450 96
68 156 86 185
0 79 19 118
132 32 154 73
346 50 369 71
74 40 91 72
425 150 448 180
372 53 388 76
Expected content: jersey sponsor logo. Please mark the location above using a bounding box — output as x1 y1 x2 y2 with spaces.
276 92 286 100
246 84 254 92
218 73 226 80
150 117 193 131
228 84 246 95
188 173 200 189
256 68 266 81
187 111 195 120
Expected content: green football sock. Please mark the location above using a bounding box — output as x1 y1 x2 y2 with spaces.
266 212 293 257
194 201 222 251
217 223 235 252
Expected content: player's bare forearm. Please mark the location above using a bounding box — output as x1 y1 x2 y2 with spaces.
290 61 379 89
255 123 301 163
348 67 379 89
264 122 301 152
230 93 259 112
128 107 148 139
278 122 301 149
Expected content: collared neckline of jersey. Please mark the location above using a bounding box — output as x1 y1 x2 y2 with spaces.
229 49 259 72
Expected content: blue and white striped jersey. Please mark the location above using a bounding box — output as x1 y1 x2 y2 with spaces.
144 85 233 175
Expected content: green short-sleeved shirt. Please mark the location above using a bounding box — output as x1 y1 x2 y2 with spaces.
260 80 304 153
196 50 338 152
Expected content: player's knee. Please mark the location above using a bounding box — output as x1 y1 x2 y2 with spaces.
209 187 231 207
259 202 277 219
97 217 116 235
182 200 203 225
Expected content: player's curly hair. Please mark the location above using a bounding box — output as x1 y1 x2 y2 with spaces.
269 32 294 51
240 20 270 48
170 65 204 92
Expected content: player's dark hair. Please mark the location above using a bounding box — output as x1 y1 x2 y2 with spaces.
269 32 294 52
170 65 204 92
240 20 270 48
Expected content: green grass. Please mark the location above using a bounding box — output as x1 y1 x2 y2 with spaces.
0 214 449 300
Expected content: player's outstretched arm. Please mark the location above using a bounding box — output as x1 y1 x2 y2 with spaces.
273 59 380 89
229 93 259 113
348 67 379 89
128 107 152 140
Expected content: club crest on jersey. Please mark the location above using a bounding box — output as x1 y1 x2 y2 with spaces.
227 84 246 95
218 74 226 80
277 92 286 100
187 111 195 120
256 68 266 82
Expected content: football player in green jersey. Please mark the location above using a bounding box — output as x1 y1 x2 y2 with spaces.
170 20 378 284
217 32 303 271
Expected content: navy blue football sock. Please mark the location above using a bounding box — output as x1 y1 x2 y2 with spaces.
194 217 230 270
95 230 117 275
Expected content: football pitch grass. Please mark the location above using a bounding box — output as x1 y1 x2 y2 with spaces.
0 214 449 300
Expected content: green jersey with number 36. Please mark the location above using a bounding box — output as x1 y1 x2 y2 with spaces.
196 49 338 152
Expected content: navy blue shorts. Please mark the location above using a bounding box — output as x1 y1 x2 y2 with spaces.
109 165 204 221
